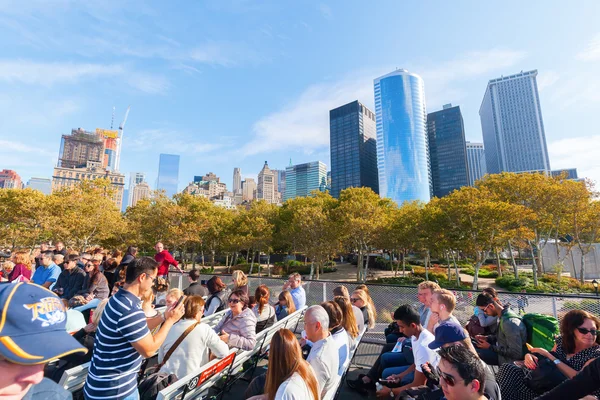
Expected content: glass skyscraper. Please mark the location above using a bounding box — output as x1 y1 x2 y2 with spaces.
479 70 550 174
427 104 469 198
329 100 379 198
284 161 327 201
157 153 180 198
374 69 431 204
466 142 487 186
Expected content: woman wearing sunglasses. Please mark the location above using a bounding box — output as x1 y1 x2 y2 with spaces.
213 289 257 351
497 309 600 400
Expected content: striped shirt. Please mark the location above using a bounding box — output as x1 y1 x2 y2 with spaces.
84 288 150 400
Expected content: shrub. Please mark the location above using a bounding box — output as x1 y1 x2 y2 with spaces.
199 267 214 274
496 272 596 294
230 263 251 273
374 257 393 271
324 260 336 267
369 275 470 289
562 299 599 313
460 267 499 279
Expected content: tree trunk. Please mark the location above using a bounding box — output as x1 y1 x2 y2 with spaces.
225 254 229 272
257 251 262 277
495 249 503 278
452 251 460 286
507 240 518 278
310 262 315 280
402 251 407 277
425 251 430 281
267 254 271 277
529 242 539 287
580 249 586 284
201 250 205 267
249 249 254 275
363 252 370 283
192 250 197 268
446 250 452 282
211 250 215 268
356 251 362 281
472 257 484 290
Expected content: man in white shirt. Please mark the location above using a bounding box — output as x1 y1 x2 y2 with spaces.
304 305 339 399
430 289 460 333
376 304 440 399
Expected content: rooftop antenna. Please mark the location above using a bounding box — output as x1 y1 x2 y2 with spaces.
115 105 130 172
110 106 115 129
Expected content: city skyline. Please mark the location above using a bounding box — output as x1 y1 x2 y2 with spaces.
1 2 599 191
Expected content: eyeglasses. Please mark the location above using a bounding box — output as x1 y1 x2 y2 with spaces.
577 327 599 336
350 298 359 303
436 366 463 387
228 298 241 304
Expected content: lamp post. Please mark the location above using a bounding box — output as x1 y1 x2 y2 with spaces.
593 279 598 297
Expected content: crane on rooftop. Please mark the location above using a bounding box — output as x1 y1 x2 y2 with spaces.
115 105 130 172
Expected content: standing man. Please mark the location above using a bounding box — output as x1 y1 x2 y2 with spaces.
154 242 182 279
474 292 526 366
304 306 339 399
282 272 306 309
53 254 85 300
83 257 185 400
31 251 61 290
0 282 88 400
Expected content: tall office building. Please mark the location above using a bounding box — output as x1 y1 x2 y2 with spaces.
257 161 276 204
374 69 431 204
131 182 151 207
127 172 146 207
0 169 23 189
329 100 379 198
242 178 256 201
156 154 180 198
284 161 328 201
58 128 104 168
233 168 242 195
275 170 286 195
479 70 550 174
427 104 469 198
466 142 487 186
551 168 579 180
27 177 52 194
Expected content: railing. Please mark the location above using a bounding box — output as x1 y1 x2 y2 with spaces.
169 272 600 344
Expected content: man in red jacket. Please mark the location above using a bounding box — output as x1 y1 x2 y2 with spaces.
154 242 183 278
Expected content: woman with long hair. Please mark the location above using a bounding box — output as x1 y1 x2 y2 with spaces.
321 301 350 375
231 270 249 296
498 309 600 400
8 251 32 282
259 328 319 400
333 295 359 339
275 290 296 320
73 255 109 312
253 284 276 333
205 276 230 316
351 289 376 329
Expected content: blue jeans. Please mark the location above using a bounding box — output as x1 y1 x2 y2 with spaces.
382 364 414 384
380 351 410 371
74 298 102 312
476 348 499 365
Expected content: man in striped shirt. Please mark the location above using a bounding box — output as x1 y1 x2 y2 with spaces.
84 257 185 400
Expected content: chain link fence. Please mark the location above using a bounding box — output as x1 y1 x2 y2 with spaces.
169 272 600 344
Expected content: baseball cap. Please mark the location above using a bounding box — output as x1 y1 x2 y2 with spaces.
0 282 87 364
428 320 467 349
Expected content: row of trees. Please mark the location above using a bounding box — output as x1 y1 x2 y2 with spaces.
1 173 599 288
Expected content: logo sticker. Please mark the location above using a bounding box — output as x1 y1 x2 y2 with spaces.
23 297 66 327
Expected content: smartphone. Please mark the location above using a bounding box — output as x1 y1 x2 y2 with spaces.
172 295 185 309
379 378 393 383
526 343 534 351
200 280 207 285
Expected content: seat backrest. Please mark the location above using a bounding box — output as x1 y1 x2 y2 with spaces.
323 326 367 400
157 349 237 400
58 362 91 393
202 308 228 327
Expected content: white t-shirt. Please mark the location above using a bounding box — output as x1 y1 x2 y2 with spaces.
275 372 315 400
307 335 339 399
330 327 351 375
411 329 440 373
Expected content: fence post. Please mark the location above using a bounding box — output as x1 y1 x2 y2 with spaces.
323 282 327 302
178 273 183 290
552 297 558 319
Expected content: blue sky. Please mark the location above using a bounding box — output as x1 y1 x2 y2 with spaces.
1 1 600 192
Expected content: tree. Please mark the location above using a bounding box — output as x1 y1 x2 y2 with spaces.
0 188 52 251
336 187 393 282
568 181 600 282
238 201 278 275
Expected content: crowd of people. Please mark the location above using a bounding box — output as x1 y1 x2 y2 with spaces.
2 242 600 400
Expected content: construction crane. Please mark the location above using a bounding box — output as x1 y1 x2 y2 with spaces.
115 105 130 172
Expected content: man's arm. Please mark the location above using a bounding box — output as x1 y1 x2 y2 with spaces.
164 252 182 272
66 273 85 299
391 366 425 397
131 303 184 357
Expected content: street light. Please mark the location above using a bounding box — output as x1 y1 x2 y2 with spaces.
592 279 598 297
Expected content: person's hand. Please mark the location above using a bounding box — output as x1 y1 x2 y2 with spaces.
299 338 307 347
85 294 94 301
83 322 96 333
385 375 400 384
475 336 491 349
530 347 552 360
376 385 392 398
524 353 539 370
397 337 406 343
283 281 290 290
219 330 230 344
164 301 185 323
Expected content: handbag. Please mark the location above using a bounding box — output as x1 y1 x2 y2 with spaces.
522 354 567 394
466 315 486 337
138 322 199 400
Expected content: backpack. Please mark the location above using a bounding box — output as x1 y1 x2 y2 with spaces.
465 315 487 337
207 291 228 314
521 313 559 351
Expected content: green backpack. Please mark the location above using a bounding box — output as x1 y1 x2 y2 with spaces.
521 313 559 351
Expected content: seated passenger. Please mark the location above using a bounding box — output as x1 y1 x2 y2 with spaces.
253 284 276 333
213 289 257 351
333 296 359 345
204 276 230 316
159 296 229 379
304 305 339 399
333 285 364 333
321 301 350 375
275 290 296 321
437 345 489 400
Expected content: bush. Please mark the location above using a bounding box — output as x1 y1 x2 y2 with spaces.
271 262 337 276
230 263 251 273
199 267 214 274
496 272 597 294
324 260 336 267
460 267 499 279
562 299 599 313
369 274 470 289
374 257 393 271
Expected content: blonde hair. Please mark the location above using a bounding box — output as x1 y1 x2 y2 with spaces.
166 288 183 300
232 270 248 288
352 289 376 329
418 280 441 292
92 299 110 326
141 287 155 304
2 261 15 272
279 290 296 314
433 289 456 313
12 252 31 270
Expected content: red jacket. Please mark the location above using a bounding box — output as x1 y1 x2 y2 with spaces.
155 250 178 276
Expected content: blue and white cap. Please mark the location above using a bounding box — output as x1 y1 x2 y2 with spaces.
0 282 87 364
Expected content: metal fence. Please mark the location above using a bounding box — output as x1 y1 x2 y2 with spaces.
169 272 600 344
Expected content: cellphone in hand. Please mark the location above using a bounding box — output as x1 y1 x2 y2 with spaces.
526 343 534 351
172 295 185 309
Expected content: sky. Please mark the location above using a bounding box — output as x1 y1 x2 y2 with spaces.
1 1 600 193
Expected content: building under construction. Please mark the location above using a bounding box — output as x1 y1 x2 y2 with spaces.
58 128 105 169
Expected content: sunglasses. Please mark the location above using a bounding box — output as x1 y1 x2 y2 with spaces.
350 298 359 303
577 327 600 336
228 298 241 304
436 366 462 387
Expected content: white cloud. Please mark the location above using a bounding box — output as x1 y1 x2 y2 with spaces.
0 60 124 86
127 73 169 94
548 136 600 185
318 4 332 19
537 70 560 91
577 33 600 61
244 48 526 157
188 41 263 67
128 129 228 155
